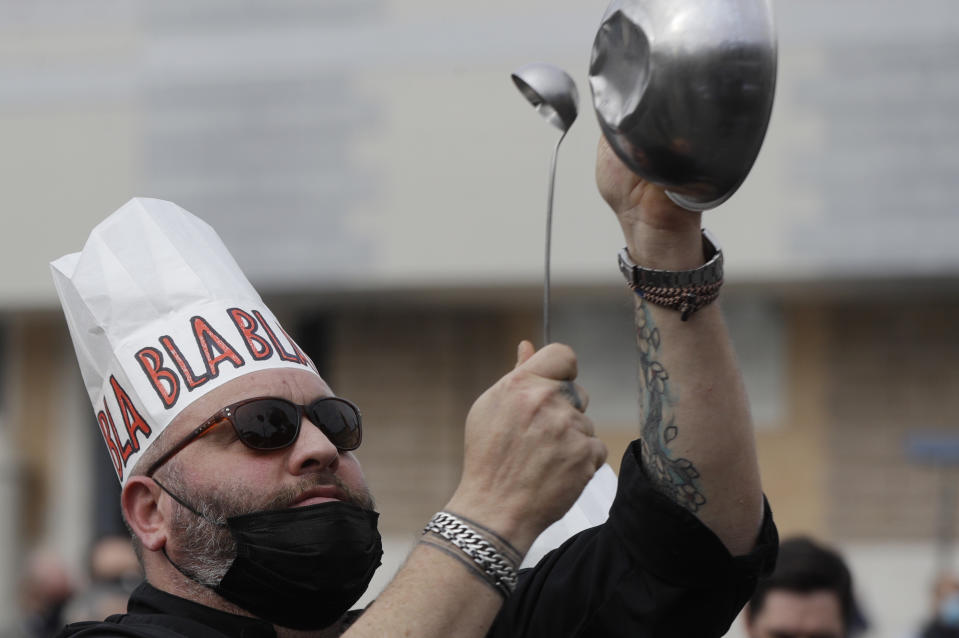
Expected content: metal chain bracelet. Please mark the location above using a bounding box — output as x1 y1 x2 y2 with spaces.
627 279 723 321
423 511 519 598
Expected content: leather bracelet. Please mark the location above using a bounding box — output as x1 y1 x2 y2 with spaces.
423 511 519 598
618 228 724 321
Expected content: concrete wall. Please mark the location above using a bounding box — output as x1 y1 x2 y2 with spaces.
3 0 959 309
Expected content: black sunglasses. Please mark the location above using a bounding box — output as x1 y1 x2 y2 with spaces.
146 396 362 477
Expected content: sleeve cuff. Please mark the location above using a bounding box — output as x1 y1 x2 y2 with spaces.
606 440 779 588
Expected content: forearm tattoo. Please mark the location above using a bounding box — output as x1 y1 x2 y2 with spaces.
636 298 707 512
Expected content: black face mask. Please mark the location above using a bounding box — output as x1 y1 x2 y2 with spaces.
159 482 382 630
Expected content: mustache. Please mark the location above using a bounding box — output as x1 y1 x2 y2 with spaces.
260 473 375 512
163 460 376 523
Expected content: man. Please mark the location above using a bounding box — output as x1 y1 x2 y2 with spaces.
918 573 959 638
54 138 776 637
64 536 143 625
9 548 75 638
744 537 866 638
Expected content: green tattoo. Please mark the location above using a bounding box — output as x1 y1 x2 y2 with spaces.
635 298 706 512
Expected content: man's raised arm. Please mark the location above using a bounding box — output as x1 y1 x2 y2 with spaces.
344 343 607 637
596 137 764 555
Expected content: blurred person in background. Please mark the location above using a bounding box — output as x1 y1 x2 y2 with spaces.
744 536 867 638
9 548 76 638
51 138 777 637
917 572 959 638
64 536 143 624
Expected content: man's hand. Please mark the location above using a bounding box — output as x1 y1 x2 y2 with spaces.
596 136 704 270
446 342 607 553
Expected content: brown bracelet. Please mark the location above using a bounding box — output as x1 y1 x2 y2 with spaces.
617 229 724 321
626 279 723 321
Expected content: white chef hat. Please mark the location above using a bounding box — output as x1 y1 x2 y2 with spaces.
51 198 319 485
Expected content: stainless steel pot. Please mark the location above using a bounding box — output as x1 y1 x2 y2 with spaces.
589 0 777 210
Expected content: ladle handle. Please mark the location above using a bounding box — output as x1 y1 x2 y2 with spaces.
543 130 567 345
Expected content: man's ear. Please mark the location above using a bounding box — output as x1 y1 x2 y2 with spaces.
122 476 168 552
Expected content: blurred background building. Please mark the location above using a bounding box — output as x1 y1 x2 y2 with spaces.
1 1 958 636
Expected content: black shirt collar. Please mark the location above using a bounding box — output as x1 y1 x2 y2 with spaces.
127 581 277 638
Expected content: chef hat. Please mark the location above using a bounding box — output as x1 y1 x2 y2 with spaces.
51 198 318 485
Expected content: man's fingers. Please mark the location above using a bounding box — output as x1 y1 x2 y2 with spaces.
517 342 578 381
559 381 589 413
571 412 596 438
590 438 608 471
515 340 536 369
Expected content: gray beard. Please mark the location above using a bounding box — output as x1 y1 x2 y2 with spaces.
161 462 375 587
168 486 234 586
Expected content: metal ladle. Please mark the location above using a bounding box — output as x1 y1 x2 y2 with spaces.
511 62 579 345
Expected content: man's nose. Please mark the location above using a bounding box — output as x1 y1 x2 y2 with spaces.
286 415 339 474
